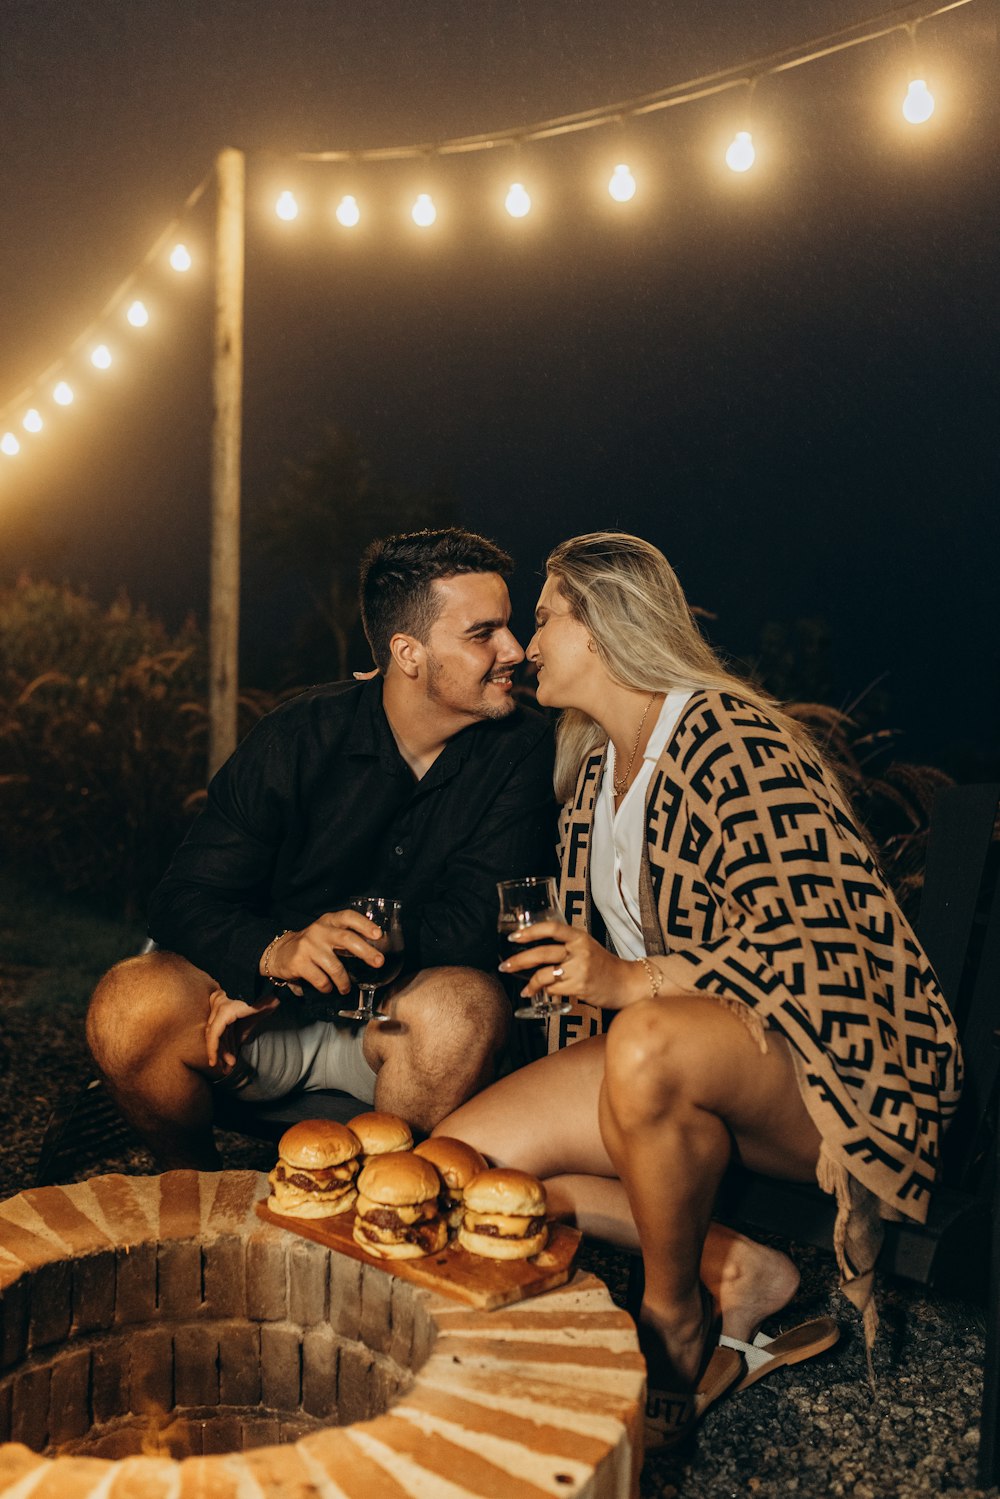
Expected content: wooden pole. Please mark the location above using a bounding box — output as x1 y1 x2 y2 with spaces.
208 147 245 778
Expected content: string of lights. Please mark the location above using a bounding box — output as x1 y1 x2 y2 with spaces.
0 171 213 447
0 0 979 454
293 0 971 160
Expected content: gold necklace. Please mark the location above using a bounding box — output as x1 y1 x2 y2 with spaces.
612 692 659 797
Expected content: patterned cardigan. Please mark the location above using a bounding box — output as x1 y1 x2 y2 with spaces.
551 689 962 1336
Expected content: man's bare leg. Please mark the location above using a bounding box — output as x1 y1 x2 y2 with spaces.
363 967 509 1134
88 957 509 1166
86 951 225 1169
600 995 822 1386
437 1032 802 1340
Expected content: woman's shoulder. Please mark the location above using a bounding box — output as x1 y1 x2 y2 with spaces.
661 688 827 785
656 687 775 754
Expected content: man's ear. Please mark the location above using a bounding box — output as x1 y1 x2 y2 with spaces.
388 632 423 679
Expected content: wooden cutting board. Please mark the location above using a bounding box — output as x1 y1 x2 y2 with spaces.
255 1198 581 1309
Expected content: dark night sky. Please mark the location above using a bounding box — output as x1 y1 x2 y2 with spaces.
1 0 997 769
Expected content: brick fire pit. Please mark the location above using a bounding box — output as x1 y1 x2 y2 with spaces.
0 1171 644 1497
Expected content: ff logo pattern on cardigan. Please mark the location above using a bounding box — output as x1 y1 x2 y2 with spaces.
550 689 962 1229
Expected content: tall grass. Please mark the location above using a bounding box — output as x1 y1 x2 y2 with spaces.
0 578 271 918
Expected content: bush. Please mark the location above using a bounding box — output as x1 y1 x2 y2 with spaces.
786 701 952 921
0 578 225 916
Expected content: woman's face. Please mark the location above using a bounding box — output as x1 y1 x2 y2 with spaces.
527 574 599 709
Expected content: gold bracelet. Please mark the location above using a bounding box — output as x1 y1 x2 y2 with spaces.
260 930 293 988
638 956 663 1000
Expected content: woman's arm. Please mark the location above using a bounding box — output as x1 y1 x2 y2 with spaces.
500 918 678 1010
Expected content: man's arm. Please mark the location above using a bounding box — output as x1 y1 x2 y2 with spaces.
415 723 558 972
147 712 297 1000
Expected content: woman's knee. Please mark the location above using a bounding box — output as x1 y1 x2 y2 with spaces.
604 999 702 1123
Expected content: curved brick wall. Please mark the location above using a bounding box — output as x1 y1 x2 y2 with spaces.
0 1171 644 1497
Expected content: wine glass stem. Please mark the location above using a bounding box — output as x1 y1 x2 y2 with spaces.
360 986 376 1020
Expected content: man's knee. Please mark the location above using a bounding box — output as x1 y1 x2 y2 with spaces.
87 951 208 1079
393 967 508 1053
368 968 508 1109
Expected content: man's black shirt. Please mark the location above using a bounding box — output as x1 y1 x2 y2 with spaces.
147 677 557 1000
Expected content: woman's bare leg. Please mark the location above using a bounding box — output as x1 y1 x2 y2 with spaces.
544 1175 799 1340
600 995 821 1386
437 1029 804 1341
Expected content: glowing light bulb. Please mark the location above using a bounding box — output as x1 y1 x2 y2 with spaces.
91 344 112 370
127 300 149 328
411 193 437 227
53 381 74 406
1 433 21 456
725 130 756 173
505 182 531 218
903 78 935 124
608 164 637 202
335 194 360 227
170 243 192 271
23 410 43 433
275 190 299 221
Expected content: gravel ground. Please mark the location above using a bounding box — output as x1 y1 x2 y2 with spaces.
0 967 993 1499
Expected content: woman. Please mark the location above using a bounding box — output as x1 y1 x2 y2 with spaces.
439 532 962 1442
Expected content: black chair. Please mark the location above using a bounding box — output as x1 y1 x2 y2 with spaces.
627 783 1000 1484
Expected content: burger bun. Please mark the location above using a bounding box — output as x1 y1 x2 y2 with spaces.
357 1151 440 1206
277 1119 361 1170
347 1111 414 1157
413 1136 488 1189
457 1223 548 1260
462 1169 547 1219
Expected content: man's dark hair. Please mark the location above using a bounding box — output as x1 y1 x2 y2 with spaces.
360 528 513 672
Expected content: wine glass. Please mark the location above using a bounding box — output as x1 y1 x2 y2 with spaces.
337 896 404 1022
497 876 572 1021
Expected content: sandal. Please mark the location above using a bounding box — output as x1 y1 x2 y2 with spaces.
720 1315 840 1392
642 1288 745 1452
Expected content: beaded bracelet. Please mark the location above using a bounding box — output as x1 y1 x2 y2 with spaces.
260 930 293 990
637 955 663 1000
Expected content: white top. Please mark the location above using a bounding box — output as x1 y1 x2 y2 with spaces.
590 689 696 961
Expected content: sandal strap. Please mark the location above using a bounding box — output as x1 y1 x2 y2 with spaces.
719 1331 774 1375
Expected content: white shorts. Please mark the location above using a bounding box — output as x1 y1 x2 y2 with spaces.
221 1013 377 1106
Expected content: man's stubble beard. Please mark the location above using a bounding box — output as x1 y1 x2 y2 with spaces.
425 653 516 723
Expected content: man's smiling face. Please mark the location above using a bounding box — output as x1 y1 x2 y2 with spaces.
422 572 524 725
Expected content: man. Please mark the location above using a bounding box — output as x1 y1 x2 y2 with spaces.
87 528 556 1168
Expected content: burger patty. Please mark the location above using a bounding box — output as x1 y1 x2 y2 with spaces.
276 1167 355 1194
355 1217 443 1251
360 1205 434 1232
470 1216 546 1239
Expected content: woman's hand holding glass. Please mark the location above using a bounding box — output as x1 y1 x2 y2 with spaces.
500 919 659 1012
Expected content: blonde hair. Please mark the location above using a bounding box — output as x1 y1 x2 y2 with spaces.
546 532 827 802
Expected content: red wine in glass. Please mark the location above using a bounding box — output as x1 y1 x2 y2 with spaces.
337 896 404 1022
497 876 572 1020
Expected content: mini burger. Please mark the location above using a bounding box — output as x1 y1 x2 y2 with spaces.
458 1168 549 1261
352 1152 448 1259
347 1111 414 1160
413 1136 488 1230
267 1120 361 1219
